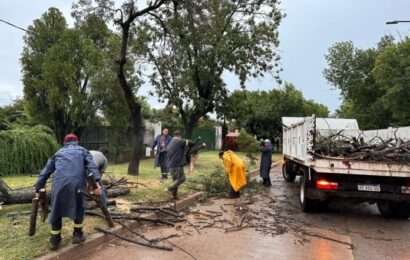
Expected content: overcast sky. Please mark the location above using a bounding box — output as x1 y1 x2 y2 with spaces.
1 0 410 111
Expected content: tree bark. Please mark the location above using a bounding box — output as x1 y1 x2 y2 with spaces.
183 113 200 139
127 107 144 176
0 179 130 205
222 117 228 150
113 0 168 175
117 19 144 175
184 124 194 139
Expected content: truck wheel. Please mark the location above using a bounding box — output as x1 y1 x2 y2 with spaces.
378 201 410 219
377 201 394 218
299 174 319 212
282 163 296 183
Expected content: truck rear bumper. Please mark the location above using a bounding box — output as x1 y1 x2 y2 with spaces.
307 189 410 202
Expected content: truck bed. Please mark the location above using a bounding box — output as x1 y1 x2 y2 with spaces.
312 158 410 177
282 116 410 178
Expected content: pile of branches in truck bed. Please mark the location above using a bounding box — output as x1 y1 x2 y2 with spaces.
314 131 410 164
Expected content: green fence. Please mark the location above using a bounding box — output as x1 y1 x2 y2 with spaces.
80 125 217 163
192 127 216 149
80 126 135 164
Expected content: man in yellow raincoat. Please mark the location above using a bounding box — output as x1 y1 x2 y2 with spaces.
219 150 247 198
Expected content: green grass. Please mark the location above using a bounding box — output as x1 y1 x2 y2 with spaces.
0 151 280 260
0 204 105 260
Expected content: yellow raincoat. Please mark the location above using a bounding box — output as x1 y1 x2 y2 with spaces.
222 150 247 192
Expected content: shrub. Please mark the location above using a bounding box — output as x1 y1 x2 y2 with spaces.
0 126 59 176
237 129 259 153
186 167 230 195
186 165 262 196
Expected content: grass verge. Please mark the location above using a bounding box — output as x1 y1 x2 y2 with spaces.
0 151 280 260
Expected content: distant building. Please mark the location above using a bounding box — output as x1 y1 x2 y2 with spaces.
224 129 240 151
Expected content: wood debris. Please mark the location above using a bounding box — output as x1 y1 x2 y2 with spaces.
314 131 410 164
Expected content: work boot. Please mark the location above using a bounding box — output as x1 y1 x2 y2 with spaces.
263 181 272 187
228 191 240 199
167 187 178 200
72 228 86 244
49 234 61 251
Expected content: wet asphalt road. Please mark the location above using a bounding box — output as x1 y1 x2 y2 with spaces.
268 165 410 260
85 166 410 260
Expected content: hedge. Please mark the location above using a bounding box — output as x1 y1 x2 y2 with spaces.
0 126 59 176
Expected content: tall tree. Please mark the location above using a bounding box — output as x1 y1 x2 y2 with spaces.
72 0 168 175
145 0 283 138
373 38 410 126
21 8 67 141
323 36 395 129
21 8 108 143
226 83 329 139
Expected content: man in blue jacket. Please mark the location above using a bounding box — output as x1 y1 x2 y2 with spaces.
152 128 172 180
35 133 102 250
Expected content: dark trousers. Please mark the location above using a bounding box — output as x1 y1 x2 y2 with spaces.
168 167 186 194
158 152 168 176
228 184 240 198
262 176 272 187
51 192 84 232
51 217 83 231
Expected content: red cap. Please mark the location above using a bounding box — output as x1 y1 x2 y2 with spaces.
64 133 79 144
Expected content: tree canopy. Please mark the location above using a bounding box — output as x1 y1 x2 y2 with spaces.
373 38 410 126
21 8 112 143
225 83 329 139
72 0 169 175
144 0 284 137
323 36 410 129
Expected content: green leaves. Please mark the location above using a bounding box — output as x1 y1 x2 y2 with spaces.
237 129 259 153
226 83 329 139
145 0 283 135
324 35 410 129
373 38 410 126
0 126 59 176
21 8 115 142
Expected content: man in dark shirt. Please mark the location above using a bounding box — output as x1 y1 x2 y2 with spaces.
166 130 187 199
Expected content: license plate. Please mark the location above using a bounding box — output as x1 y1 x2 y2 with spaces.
358 184 381 192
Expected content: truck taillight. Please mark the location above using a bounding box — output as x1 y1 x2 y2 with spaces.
401 186 410 194
316 179 338 190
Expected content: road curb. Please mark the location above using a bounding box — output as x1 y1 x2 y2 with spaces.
249 161 281 180
36 192 205 260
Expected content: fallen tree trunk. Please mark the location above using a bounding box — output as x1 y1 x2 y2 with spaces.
0 182 130 205
106 187 130 198
0 185 37 204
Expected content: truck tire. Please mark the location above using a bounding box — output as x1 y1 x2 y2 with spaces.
377 201 410 219
299 174 319 212
282 162 296 183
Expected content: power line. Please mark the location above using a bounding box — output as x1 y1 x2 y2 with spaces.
0 18 28 32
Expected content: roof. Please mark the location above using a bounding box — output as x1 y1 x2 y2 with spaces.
282 117 359 130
